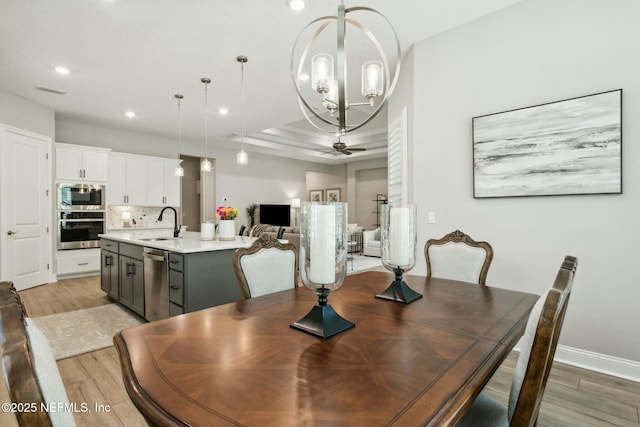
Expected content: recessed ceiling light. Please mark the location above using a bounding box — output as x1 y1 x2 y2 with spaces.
299 73 309 81
219 107 229 115
55 66 70 75
288 0 305 11
125 111 136 118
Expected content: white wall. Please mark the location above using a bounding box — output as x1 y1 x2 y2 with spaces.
405 0 639 363
355 167 388 229
0 90 55 139
346 158 388 225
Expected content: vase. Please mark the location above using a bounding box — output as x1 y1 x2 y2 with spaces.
218 220 236 241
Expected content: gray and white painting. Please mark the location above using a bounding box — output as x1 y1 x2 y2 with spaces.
473 90 621 198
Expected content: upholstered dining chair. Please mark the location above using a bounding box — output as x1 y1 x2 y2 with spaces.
0 281 77 427
424 229 494 285
457 255 578 427
232 235 298 299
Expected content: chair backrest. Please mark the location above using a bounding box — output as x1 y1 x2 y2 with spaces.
424 230 494 285
0 281 76 427
238 225 246 236
277 227 286 239
232 235 298 299
508 256 577 427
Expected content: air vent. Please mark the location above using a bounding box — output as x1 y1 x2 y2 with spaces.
36 85 66 95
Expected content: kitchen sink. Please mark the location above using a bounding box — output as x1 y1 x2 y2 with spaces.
139 237 172 241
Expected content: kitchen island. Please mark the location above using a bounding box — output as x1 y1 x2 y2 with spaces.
99 231 257 320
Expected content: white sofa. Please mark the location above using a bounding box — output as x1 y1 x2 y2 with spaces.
363 228 381 257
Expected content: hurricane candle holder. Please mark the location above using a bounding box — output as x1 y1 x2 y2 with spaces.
376 204 422 303
291 202 355 339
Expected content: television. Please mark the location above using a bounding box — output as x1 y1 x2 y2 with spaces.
259 204 291 226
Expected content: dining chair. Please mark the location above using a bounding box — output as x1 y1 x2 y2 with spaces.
238 225 246 236
232 235 298 299
457 255 578 427
424 229 494 285
0 281 77 427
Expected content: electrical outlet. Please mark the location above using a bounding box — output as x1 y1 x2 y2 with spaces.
427 211 436 224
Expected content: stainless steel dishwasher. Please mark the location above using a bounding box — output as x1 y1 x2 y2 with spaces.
143 247 169 321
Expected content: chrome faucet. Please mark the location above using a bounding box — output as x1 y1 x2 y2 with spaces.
158 207 180 238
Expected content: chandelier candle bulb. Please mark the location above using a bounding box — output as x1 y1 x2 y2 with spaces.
362 61 384 98
309 204 336 284
312 54 334 93
389 207 410 266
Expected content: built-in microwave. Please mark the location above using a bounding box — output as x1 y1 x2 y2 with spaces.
57 183 106 210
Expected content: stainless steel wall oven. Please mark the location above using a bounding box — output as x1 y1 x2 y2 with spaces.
57 211 105 250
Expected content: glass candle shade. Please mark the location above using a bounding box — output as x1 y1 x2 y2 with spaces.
292 201 354 338
299 201 347 293
377 204 422 304
381 204 417 272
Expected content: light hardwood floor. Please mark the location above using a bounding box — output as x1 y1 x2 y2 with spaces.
19 275 640 427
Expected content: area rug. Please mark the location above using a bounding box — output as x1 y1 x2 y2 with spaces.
31 304 146 360
348 254 384 274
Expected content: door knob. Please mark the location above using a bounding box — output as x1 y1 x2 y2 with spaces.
7 230 17 235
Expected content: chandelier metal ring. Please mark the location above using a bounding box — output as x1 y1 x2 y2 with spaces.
291 5 401 135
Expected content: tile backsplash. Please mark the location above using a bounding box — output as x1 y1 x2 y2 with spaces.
107 206 178 230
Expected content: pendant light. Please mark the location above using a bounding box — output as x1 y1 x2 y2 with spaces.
201 77 212 172
236 55 248 165
174 94 185 177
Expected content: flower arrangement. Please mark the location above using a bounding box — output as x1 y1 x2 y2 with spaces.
216 206 239 220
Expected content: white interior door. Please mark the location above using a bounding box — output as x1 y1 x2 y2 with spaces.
0 125 51 290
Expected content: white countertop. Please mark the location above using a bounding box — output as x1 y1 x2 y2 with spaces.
99 231 257 254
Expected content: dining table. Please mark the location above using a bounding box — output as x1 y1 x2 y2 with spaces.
114 270 538 427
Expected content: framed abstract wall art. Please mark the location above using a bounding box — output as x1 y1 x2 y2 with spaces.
473 89 622 198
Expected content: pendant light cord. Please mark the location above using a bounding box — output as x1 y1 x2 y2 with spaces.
240 60 244 148
177 96 182 155
204 81 209 159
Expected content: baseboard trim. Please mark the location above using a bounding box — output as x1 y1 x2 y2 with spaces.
553 345 640 383
514 342 640 382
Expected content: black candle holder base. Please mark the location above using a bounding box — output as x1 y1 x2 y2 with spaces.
375 267 423 304
290 304 355 339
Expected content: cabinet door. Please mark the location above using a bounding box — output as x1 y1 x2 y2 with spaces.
163 159 181 207
125 158 148 206
147 159 165 206
130 258 145 317
82 151 108 182
108 155 127 205
119 256 133 308
100 250 119 299
56 147 83 181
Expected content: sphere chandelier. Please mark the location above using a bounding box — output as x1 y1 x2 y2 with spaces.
291 1 401 136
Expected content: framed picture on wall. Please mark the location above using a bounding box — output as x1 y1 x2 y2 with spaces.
309 189 324 202
473 89 622 198
326 188 341 202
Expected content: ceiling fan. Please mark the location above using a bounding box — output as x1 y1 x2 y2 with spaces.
321 137 367 156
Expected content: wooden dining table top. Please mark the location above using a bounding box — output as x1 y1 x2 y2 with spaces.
114 270 539 427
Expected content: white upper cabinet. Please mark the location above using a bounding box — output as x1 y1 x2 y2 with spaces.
55 143 109 182
108 153 180 207
147 158 181 207
108 154 148 206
